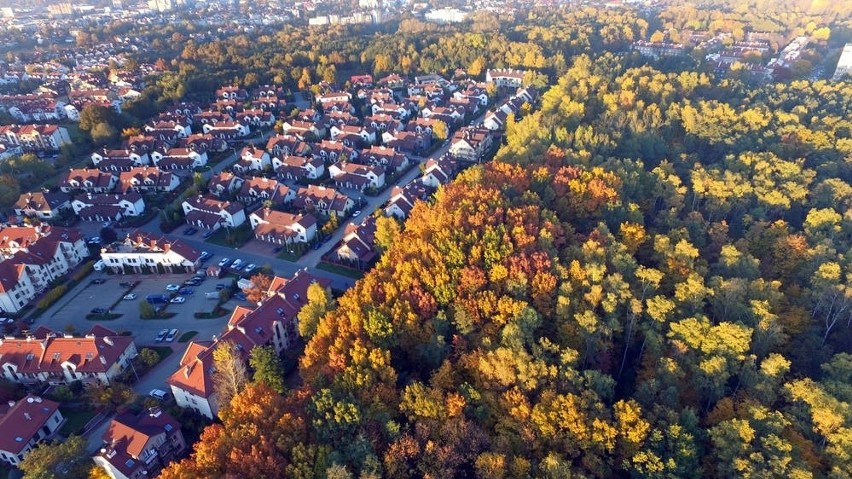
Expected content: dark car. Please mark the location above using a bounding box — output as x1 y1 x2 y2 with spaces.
90 308 107 314
91 279 106 285
203 230 215 238
183 227 197 235
272 246 283 253
119 281 134 288
179 288 194 295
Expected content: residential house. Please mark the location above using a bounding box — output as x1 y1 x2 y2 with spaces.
293 185 354 217
280 120 324 140
181 195 246 230
329 162 386 191
215 86 248 101
249 209 317 245
317 91 352 104
482 109 509 131
237 177 293 208
91 148 151 172
0 124 71 152
485 68 526 87
116 167 181 194
333 216 378 268
330 124 376 146
168 271 331 418
274 155 325 181
201 121 250 140
92 408 186 479
350 74 374 88
100 230 202 274
207 172 244 199
13 191 71 220
266 134 312 158
383 130 431 155
421 156 460 188
236 109 275 128
193 111 231 126
234 146 271 173
152 147 208 170
449 127 495 162
0 395 63 467
72 192 146 222
360 145 410 174
365 114 403 134
0 226 88 312
316 140 358 163
58 168 117 193
377 74 405 89
0 326 137 386
384 183 431 220
144 120 191 139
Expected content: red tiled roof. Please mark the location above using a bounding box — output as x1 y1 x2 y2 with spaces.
0 395 60 454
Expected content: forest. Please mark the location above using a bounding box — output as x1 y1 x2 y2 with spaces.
159 32 852 479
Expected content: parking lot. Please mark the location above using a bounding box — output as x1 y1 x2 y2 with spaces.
32 270 252 348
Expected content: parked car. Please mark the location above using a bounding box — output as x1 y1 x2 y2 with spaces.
90 307 107 314
91 278 106 285
101 221 111 228
149 389 170 400
123 293 137 300
203 230 215 238
272 246 283 253
87 236 101 245
183 227 197 235
231 259 244 270
146 294 169 304
244 263 257 274
155 329 169 342
353 210 362 217
166 328 179 342
215 283 227 291
218 258 231 267
179 288 194 295
170 296 186 304
119 281 134 288
165 284 180 292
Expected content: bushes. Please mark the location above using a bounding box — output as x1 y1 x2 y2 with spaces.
37 284 67 311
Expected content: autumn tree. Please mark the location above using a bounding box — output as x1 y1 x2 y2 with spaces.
297 282 335 339
20 435 90 479
245 273 273 303
211 340 249 413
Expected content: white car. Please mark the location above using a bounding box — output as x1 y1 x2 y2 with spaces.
165 284 180 292
244 263 257 273
123 293 138 300
149 389 170 401
353 210 362 217
155 329 168 342
170 296 186 304
231 259 244 270
166 328 179 342
218 257 231 267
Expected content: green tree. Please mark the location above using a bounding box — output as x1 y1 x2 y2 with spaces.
0 174 21 207
91 122 118 146
20 435 90 479
139 348 160 368
249 345 286 393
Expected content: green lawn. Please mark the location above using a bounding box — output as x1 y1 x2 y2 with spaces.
205 224 253 248
85 313 122 321
58 407 98 436
150 346 174 361
178 331 198 342
317 262 365 279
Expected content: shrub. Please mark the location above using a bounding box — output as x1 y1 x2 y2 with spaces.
72 261 95 282
37 284 67 310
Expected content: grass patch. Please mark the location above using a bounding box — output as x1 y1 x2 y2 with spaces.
194 306 231 319
85 313 122 321
205 224 253 248
317 262 365 279
178 331 198 342
141 312 177 320
58 407 98 436
150 346 174 361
